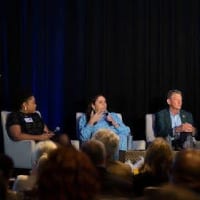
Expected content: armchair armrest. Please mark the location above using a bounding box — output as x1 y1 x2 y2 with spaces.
5 139 36 169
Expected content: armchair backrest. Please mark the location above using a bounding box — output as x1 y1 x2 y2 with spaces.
145 113 156 143
1 111 11 144
1 111 36 169
76 112 83 140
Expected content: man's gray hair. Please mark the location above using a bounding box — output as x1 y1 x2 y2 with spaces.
31 140 57 166
167 89 182 99
92 128 119 159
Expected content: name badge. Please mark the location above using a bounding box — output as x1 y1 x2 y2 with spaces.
24 117 33 123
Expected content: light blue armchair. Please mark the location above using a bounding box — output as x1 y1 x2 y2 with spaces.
1 111 36 169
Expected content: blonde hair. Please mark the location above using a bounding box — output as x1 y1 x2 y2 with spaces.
31 140 57 166
92 128 119 159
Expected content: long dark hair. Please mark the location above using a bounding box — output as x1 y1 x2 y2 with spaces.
85 94 106 122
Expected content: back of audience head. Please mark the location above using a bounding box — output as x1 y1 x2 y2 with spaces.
141 137 173 178
36 145 100 200
144 184 200 200
170 149 200 194
92 128 119 160
0 154 14 199
31 140 57 168
81 139 106 167
0 153 14 181
14 145 58 198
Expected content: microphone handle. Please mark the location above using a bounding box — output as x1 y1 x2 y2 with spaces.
53 127 60 133
105 112 112 126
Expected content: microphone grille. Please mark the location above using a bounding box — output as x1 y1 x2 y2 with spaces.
54 126 60 132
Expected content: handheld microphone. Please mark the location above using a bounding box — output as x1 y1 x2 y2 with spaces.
53 126 60 133
104 111 112 126
104 110 109 116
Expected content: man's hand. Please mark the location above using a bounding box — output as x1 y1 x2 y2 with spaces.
106 114 119 128
176 123 195 133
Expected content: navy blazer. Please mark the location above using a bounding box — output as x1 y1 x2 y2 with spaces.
155 108 194 137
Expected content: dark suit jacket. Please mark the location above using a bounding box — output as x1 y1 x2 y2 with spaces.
155 108 194 138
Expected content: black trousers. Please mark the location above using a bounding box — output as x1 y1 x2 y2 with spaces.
172 132 192 150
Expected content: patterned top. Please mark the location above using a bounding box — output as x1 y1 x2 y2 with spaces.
6 111 45 139
78 112 131 150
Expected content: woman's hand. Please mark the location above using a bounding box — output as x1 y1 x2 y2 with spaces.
88 111 104 125
106 114 119 128
40 132 55 140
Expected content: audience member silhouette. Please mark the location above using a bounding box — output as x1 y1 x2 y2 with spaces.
81 139 106 167
0 154 23 200
170 149 200 195
92 128 132 179
81 139 133 198
36 145 100 200
132 137 173 197
13 140 57 192
143 184 200 200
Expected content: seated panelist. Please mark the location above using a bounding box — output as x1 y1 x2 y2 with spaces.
155 89 196 149
78 94 131 150
6 90 69 145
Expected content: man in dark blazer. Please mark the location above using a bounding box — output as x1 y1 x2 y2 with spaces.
155 89 196 149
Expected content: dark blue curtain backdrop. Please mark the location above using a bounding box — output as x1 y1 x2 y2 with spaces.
1 0 88 133
1 0 200 151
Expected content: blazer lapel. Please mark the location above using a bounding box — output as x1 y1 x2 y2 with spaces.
165 109 172 128
180 110 187 123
